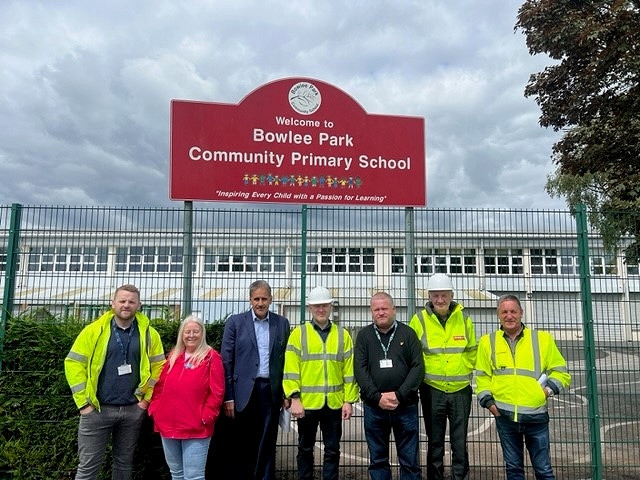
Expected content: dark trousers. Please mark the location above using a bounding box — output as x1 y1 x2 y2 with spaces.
363 403 421 480
495 416 555 480
296 405 342 480
420 384 472 480
234 378 280 480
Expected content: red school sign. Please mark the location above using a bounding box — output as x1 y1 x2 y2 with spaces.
170 77 426 206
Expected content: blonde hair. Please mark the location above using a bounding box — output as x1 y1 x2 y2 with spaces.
167 315 212 371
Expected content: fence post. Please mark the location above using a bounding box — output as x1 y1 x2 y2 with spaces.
299 204 308 323
575 203 603 479
182 201 193 319
405 207 416 319
1 203 22 372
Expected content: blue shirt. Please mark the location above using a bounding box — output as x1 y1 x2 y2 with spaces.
253 312 270 378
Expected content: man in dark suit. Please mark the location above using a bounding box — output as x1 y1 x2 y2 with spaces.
220 280 290 480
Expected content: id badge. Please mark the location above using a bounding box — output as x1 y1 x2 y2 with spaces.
379 359 393 369
118 364 132 376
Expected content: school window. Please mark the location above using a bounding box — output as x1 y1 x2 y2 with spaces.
530 249 559 275
115 246 184 273
392 248 476 275
391 248 405 273
264 247 287 272
332 248 347 272
203 247 283 273
292 248 318 273
449 249 477 274
434 249 448 273
484 249 523 275
590 253 617 275
559 249 579 275
297 247 375 273
28 246 108 273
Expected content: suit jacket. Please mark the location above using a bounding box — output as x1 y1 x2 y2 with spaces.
221 309 290 412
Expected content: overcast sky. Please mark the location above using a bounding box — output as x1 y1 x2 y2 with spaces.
0 0 566 210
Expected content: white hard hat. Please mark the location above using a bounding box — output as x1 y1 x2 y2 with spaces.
307 286 334 305
428 273 454 292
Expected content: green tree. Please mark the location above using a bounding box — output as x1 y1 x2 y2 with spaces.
516 0 640 261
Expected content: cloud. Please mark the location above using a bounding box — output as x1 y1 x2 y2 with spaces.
0 0 565 209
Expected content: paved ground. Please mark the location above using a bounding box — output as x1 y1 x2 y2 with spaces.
271 341 640 479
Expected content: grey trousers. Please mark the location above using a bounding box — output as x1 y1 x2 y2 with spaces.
75 404 146 480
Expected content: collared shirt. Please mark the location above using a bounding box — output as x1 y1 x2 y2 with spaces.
501 324 525 355
311 319 332 343
253 311 270 378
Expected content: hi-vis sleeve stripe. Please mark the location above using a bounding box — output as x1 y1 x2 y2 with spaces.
66 351 87 363
69 382 86 394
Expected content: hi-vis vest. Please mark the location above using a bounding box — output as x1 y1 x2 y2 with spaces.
475 327 571 423
408 303 477 393
283 322 359 410
64 311 166 410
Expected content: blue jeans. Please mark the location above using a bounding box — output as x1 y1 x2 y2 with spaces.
495 415 555 480
296 405 342 480
419 384 471 480
161 437 211 480
75 404 146 480
363 403 421 480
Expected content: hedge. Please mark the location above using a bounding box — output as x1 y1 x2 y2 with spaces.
0 314 225 480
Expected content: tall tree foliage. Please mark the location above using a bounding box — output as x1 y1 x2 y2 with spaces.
516 0 640 261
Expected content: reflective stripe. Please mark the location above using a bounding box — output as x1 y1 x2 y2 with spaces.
66 351 87 363
149 354 165 363
283 372 300 380
490 332 497 366
286 344 300 353
70 382 86 394
418 311 428 349
426 347 466 354
493 368 538 380
302 384 343 394
303 352 343 361
425 373 472 382
532 329 541 376
300 322 344 361
477 390 492 401
475 370 489 377
495 400 547 415
491 330 542 378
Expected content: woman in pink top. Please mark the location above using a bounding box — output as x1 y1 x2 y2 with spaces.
149 315 225 480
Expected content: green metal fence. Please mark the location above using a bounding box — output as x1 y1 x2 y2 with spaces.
2 203 640 479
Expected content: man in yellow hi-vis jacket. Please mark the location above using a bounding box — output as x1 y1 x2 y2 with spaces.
65 284 165 480
409 273 477 480
475 294 571 480
283 286 359 480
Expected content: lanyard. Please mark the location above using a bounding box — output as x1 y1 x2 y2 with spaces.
112 319 133 364
374 322 397 359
